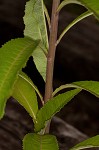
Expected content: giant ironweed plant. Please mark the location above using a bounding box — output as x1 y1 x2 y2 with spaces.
0 0 99 149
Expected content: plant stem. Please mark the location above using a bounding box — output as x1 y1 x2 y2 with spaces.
44 0 60 134
44 0 60 103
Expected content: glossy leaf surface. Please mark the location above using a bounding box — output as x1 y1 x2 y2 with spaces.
71 135 99 150
35 89 81 132
0 37 39 119
12 72 38 122
23 133 59 150
24 0 48 81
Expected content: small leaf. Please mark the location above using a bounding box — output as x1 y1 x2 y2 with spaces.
72 81 99 97
58 0 99 20
12 72 38 122
53 81 99 98
35 89 81 132
23 133 59 150
57 0 99 44
58 0 82 12
70 135 99 150
0 37 39 119
24 0 48 81
79 0 99 20
57 11 93 45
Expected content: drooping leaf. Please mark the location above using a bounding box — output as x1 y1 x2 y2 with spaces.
72 81 99 97
70 135 99 150
57 0 99 45
12 72 39 122
34 89 81 132
79 0 99 20
53 81 99 98
58 0 99 20
24 0 48 81
0 37 39 119
23 133 59 150
58 0 82 12
57 11 93 45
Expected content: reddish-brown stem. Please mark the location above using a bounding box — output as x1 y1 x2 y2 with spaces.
44 0 60 103
44 0 60 134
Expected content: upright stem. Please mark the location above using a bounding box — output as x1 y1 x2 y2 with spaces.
44 0 60 103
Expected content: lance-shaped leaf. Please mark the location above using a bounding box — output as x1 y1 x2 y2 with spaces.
23 133 59 150
57 0 99 44
58 0 82 12
79 0 99 20
0 37 39 119
53 81 99 98
24 0 48 81
12 72 39 122
34 89 81 132
19 72 43 104
70 135 99 150
58 0 99 20
57 11 93 45
72 81 99 97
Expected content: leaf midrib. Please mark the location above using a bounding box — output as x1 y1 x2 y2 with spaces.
0 42 33 93
33 0 48 51
16 86 37 121
18 74 43 101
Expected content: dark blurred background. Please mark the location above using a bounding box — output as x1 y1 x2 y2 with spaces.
0 0 99 149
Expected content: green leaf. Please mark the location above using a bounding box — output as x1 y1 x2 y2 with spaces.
72 81 99 97
79 0 99 20
58 0 82 12
58 0 99 20
53 81 99 98
57 0 99 44
0 37 39 119
23 133 59 150
24 0 48 81
19 72 43 104
43 2 51 30
33 48 47 82
70 135 99 150
57 11 93 45
34 89 81 132
12 72 38 122
24 0 48 48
